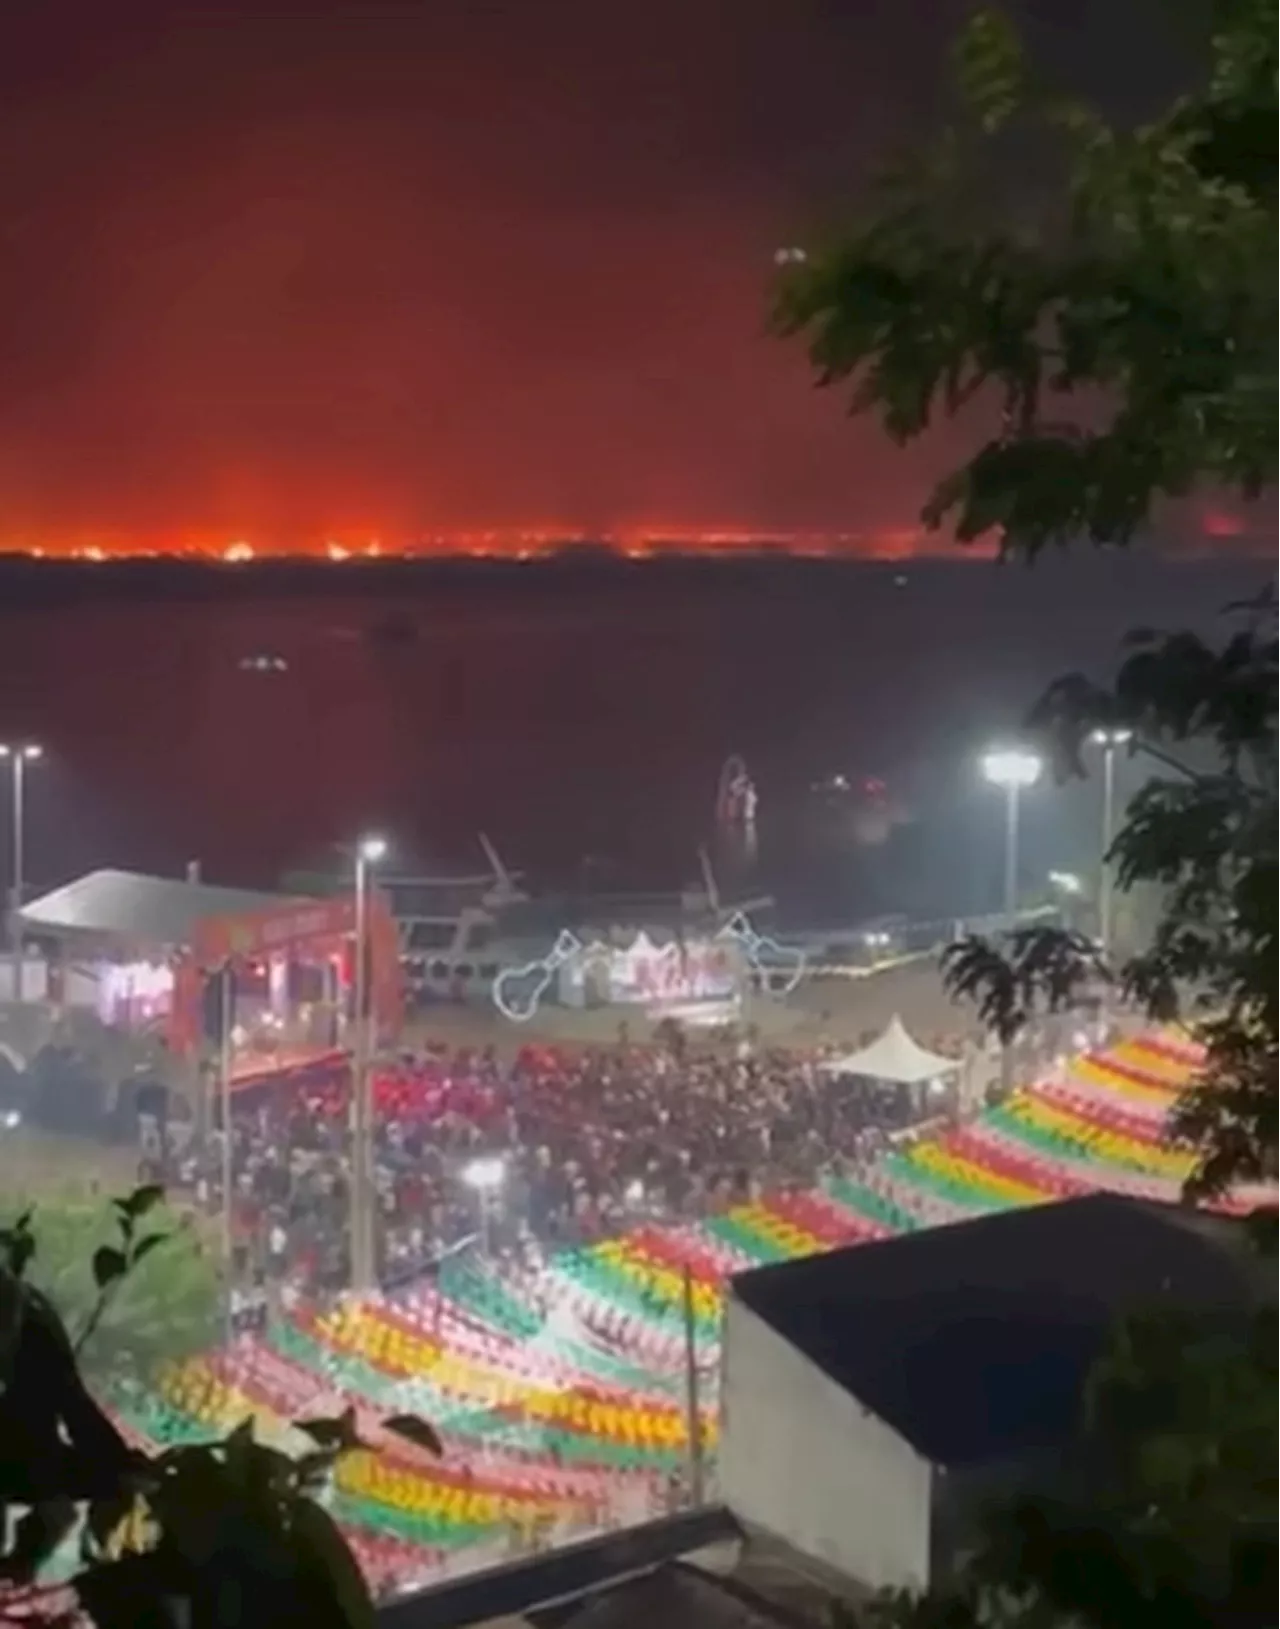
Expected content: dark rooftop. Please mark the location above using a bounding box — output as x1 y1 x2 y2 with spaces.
379 1507 741 1629
537 1560 817 1629
731 1195 1265 1470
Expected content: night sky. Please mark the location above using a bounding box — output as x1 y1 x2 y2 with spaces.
0 0 1198 549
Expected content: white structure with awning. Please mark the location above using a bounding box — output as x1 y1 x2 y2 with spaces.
820 1015 961 1083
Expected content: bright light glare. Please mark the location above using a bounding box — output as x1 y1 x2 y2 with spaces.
1090 727 1134 747
2 1110 20 1130
1049 870 1084 895
0 744 42 761
625 1179 645 1204
358 835 388 864
461 1157 505 1192
982 748 1042 788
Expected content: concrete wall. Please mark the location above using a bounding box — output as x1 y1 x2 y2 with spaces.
718 1293 932 1593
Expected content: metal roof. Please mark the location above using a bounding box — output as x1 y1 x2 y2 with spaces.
19 868 302 948
380 1509 741 1629
731 1195 1264 1470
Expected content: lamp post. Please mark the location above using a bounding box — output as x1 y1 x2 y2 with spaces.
981 748 1043 923
350 833 387 1291
218 963 236 1336
982 748 1042 1098
681 1264 706 1508
1048 871 1085 953
0 744 43 1002
460 1156 505 1257
1090 728 1132 958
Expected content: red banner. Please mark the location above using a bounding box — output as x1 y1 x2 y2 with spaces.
169 890 402 1058
192 895 360 965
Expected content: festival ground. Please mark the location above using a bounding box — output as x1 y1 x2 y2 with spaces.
97 1028 1265 1601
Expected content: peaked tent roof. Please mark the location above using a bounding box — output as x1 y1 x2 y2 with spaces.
20 869 303 948
819 1014 960 1083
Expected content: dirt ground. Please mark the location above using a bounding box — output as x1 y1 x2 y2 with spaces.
0 1126 142 1205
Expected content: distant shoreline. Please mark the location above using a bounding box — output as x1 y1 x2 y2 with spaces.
0 545 1251 610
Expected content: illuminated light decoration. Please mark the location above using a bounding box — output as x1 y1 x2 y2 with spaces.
715 912 806 995
716 755 757 827
571 932 739 1007
99 960 176 1025
492 929 584 1023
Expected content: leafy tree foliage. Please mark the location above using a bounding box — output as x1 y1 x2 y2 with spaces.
0 1189 441 1629
1 1189 219 1385
775 0 1275 556
778 3 1276 1626
867 1296 1276 1629
777 0 1277 1202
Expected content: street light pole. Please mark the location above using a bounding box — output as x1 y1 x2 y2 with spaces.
461 1157 505 1259
981 748 1042 925
981 748 1043 1096
1002 776 1020 921
1091 728 1132 959
350 834 387 1291
219 962 236 1337
0 744 43 1002
681 1265 705 1508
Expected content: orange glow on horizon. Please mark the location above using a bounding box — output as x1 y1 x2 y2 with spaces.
0 515 1259 564
0 524 981 563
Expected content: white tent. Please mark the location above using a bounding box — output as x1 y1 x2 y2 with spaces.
819 1014 961 1084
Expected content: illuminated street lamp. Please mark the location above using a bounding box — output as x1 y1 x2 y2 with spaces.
0 744 43 1001
1090 728 1133 957
461 1156 505 1191
982 748 1042 1103
351 833 388 1290
461 1157 506 1255
981 749 1042 921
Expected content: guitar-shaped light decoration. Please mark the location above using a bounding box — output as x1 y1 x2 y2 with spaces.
492 929 585 1023
716 911 806 996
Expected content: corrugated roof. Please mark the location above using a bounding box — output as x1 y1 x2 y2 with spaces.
20 868 303 947
731 1195 1264 1470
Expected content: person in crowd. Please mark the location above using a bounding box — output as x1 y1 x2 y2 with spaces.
177 1029 968 1301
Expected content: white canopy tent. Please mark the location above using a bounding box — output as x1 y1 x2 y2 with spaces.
819 1014 961 1084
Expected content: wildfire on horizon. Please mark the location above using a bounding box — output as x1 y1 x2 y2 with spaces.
1 526 963 564
0 505 1256 565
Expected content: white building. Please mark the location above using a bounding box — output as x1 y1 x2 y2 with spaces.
718 1195 1263 1595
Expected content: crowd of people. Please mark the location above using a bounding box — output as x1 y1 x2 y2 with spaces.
170 1027 972 1306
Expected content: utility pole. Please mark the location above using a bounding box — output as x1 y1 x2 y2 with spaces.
681 1266 705 1507
219 962 236 1338
350 835 387 1290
